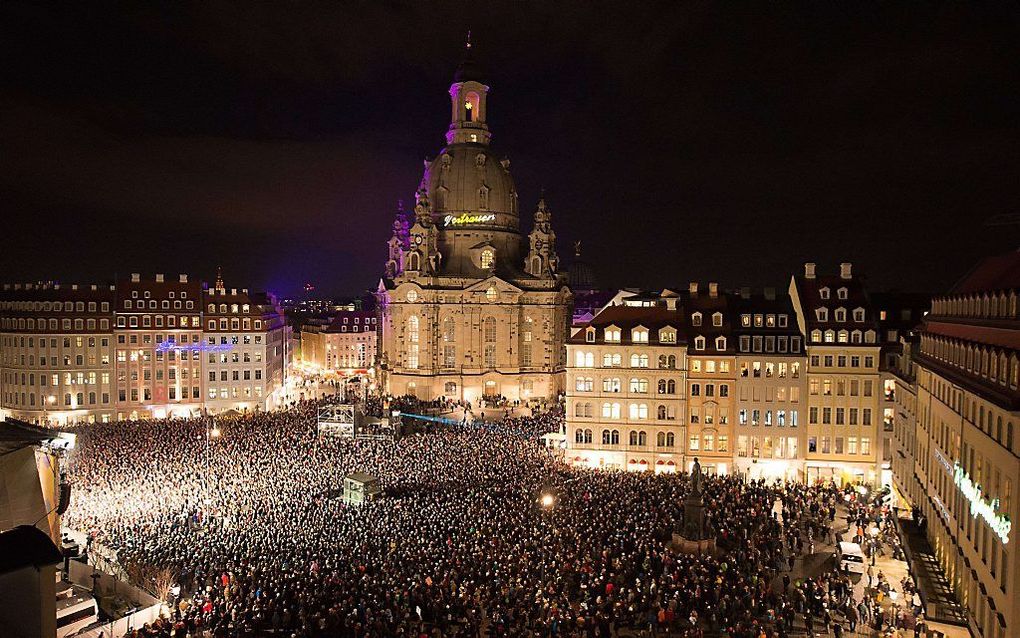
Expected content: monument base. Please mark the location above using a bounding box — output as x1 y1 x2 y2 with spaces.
671 534 717 555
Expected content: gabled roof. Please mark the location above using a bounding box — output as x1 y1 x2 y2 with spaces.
568 304 685 345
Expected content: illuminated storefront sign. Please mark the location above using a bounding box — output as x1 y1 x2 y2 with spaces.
954 463 1012 544
443 213 495 227
156 340 233 353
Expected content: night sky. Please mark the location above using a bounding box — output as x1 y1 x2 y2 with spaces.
2 2 1019 298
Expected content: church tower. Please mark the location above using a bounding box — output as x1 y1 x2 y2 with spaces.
377 40 571 403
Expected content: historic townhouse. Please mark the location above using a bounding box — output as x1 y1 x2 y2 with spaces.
894 253 1019 638
0 284 116 424
732 288 808 481
872 292 930 485
114 273 205 420
203 278 288 413
684 283 736 476
0 272 286 424
301 310 378 372
790 263 882 484
565 291 687 471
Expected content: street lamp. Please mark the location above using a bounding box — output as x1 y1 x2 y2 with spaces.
540 493 555 509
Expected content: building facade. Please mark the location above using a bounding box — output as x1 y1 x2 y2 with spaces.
684 283 736 476
0 284 116 424
790 262 883 485
732 289 808 481
0 273 287 424
202 283 287 414
565 291 687 471
301 310 378 372
376 47 570 403
892 253 1019 638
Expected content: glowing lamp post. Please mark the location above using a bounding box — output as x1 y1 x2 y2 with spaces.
540 493 556 509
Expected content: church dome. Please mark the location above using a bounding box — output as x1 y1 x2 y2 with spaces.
421 145 519 231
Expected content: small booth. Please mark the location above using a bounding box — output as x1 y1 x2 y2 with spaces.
343 472 381 505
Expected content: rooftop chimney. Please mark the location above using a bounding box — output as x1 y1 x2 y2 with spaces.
179 274 188 283
804 263 816 279
155 273 164 283
764 287 776 301
230 288 237 296
840 262 852 280
665 298 677 310
708 282 719 298
131 273 140 283
689 282 699 296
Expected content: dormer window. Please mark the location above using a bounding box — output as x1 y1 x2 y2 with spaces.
811 329 822 342
694 335 706 350
585 327 595 343
659 328 676 343
834 307 846 322
632 327 649 343
480 249 495 270
604 327 621 342
712 312 723 327
819 287 830 299
815 308 828 322
853 308 865 322
824 329 835 343
715 336 727 351
778 314 788 327
741 314 751 327
691 312 702 326
837 287 848 300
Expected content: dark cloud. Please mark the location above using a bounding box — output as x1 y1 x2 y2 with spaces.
2 1 1019 296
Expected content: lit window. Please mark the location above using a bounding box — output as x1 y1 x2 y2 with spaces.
480 249 495 270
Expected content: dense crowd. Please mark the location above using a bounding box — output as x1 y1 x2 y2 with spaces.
64 400 869 638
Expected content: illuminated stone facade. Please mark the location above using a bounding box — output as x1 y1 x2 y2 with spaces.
790 263 883 485
377 47 570 403
565 291 687 472
0 273 287 424
890 253 1019 638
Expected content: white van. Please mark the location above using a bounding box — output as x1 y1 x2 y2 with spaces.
839 541 866 574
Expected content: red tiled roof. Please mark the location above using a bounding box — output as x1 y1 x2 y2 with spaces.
924 320 1020 351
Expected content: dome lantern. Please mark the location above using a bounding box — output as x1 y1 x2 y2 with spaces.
447 34 491 146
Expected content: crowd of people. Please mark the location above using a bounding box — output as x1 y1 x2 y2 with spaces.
64 398 898 638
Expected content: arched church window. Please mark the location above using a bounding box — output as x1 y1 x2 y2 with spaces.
407 252 421 272
481 249 494 270
406 316 419 370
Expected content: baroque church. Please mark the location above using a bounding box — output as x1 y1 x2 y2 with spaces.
376 43 571 402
